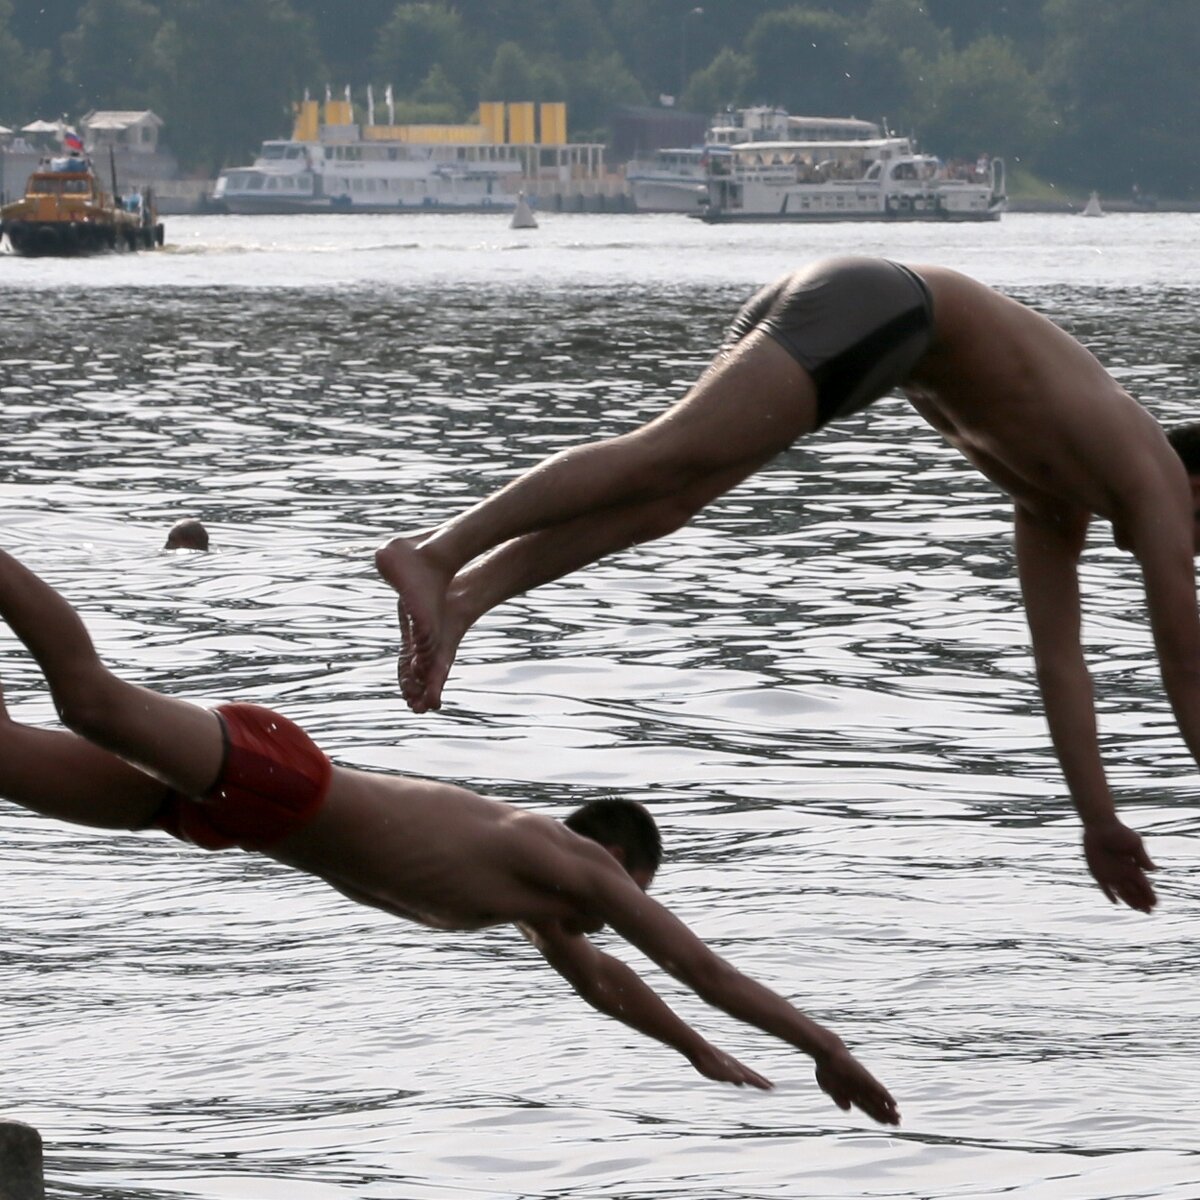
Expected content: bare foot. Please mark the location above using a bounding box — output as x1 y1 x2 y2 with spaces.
375 537 453 705
417 589 474 711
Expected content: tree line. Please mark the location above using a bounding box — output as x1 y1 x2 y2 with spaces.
1 0 1196 198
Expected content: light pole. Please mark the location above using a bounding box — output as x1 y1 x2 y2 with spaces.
679 6 704 102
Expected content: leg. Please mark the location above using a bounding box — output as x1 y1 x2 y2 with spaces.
0 678 172 829
0 549 224 797
378 331 817 703
405 451 778 711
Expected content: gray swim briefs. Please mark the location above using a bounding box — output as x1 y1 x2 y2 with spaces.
724 257 934 428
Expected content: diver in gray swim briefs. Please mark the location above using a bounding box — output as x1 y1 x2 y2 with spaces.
724 256 934 427
379 254 1200 919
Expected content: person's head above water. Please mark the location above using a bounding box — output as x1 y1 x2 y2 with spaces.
164 518 210 552
565 797 662 881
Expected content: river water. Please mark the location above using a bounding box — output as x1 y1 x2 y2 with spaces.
2 212 1200 1199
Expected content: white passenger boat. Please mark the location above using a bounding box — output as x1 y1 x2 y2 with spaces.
213 96 603 215
696 133 1005 223
625 147 714 213
213 141 523 214
686 104 1003 224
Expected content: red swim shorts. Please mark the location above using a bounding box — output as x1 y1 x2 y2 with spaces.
155 702 332 852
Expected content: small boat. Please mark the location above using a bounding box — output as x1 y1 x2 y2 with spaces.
1081 191 1104 217
0 152 164 256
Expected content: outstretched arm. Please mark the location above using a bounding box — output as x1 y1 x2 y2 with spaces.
1014 504 1156 911
521 920 772 1089
545 852 899 1123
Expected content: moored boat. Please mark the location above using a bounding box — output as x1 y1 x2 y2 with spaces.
625 146 716 213
696 140 1005 223
0 152 164 255
212 96 608 215
663 106 1004 223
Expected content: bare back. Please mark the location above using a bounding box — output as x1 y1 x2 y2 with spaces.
265 765 619 932
905 264 1187 528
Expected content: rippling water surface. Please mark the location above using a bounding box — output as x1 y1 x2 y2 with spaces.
3 213 1200 1199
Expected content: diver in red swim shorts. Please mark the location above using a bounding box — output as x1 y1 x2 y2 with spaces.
0 547 897 1124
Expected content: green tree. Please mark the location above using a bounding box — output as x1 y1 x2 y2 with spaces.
908 34 1050 161
372 3 477 99
564 49 645 137
744 8 856 113
844 0 947 127
291 0 395 85
151 0 320 172
62 0 163 112
411 63 463 116
0 0 51 121
480 41 538 102
681 47 754 117
1042 0 1200 196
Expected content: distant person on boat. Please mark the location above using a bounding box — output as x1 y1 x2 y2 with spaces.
0 546 898 1122
377 255 1200 916
164 518 209 551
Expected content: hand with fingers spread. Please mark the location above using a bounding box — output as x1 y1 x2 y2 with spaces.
1083 820 1157 913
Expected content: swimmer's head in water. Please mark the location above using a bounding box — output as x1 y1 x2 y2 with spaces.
565 797 662 881
164 518 210 552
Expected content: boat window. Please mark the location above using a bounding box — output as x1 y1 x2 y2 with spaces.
246 175 263 189
285 147 301 159
262 144 286 159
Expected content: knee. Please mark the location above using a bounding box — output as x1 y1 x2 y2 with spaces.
626 492 705 544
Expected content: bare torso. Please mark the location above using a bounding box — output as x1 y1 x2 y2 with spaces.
904 264 1185 533
264 764 608 933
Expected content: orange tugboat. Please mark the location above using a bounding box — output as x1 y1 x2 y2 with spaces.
0 150 164 257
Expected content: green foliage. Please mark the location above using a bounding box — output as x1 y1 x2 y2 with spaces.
372 4 477 100
1042 0 1200 196
151 0 321 172
564 51 646 132
411 64 464 116
907 34 1051 160
745 9 856 114
0 0 51 121
480 42 538 103
7 0 1200 197
682 48 754 116
62 0 161 113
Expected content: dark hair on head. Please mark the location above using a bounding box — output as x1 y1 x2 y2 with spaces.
564 798 662 875
1166 422 1200 475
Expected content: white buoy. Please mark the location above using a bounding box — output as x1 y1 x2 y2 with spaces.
510 192 538 230
0 1121 44 1199
1081 190 1104 217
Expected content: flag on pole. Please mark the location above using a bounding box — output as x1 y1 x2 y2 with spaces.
63 132 84 153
